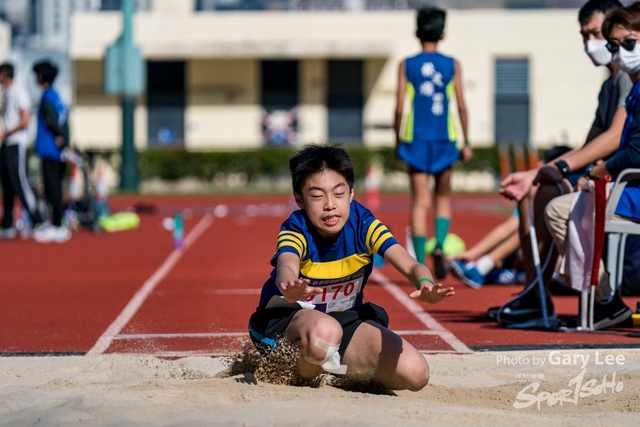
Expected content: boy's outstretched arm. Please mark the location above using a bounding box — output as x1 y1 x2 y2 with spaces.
383 244 455 304
454 60 472 164
275 252 323 303
394 60 407 158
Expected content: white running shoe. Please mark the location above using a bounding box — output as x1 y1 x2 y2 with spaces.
34 226 71 243
0 227 17 240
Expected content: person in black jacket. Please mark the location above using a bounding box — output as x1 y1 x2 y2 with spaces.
31 60 71 244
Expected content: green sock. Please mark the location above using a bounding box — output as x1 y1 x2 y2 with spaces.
412 235 427 264
435 217 450 248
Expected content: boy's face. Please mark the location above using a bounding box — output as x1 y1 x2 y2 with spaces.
294 169 354 241
580 12 606 45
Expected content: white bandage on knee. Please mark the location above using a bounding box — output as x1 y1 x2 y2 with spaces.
303 337 347 375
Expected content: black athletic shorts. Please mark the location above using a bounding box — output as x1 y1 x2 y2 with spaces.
248 302 389 361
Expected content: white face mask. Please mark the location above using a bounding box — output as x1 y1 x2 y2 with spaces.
613 43 640 74
585 39 612 66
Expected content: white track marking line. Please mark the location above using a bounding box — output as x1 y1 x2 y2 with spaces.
86 215 214 356
370 270 472 354
113 330 442 340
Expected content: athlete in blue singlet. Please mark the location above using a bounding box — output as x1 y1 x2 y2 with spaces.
394 6 472 280
249 144 455 391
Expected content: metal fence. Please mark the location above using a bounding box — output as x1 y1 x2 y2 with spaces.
195 0 587 11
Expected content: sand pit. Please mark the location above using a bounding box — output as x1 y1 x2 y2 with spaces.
1 349 639 426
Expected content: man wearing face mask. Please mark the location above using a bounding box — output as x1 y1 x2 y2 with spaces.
494 0 634 329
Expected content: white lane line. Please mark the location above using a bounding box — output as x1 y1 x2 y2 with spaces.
112 330 442 340
370 270 472 354
86 215 214 356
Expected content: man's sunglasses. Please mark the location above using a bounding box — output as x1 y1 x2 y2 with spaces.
606 39 637 53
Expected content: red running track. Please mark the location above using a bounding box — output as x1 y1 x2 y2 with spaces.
0 193 638 357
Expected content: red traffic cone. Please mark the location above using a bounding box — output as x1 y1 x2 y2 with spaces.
68 164 83 202
365 164 381 212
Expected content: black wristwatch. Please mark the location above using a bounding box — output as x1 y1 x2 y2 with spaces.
585 163 600 180
555 160 571 178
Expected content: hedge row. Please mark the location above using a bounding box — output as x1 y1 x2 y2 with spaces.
136 145 503 182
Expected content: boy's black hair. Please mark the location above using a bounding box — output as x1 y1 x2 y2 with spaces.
32 60 58 84
416 6 446 43
289 144 355 196
0 63 14 79
543 145 573 164
578 0 622 26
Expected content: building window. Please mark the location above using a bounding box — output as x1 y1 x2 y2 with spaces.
261 60 299 146
327 60 363 143
494 58 529 144
147 61 186 148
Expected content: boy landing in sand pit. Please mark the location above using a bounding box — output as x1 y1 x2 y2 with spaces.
248 144 454 391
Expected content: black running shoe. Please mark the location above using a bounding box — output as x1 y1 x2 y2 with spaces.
548 275 579 296
432 246 447 280
496 285 557 329
558 293 633 330
487 306 500 322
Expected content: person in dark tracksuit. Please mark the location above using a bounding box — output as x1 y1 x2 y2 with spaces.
32 60 70 244
0 62 42 239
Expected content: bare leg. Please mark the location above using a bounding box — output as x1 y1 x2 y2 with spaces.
452 215 519 261
487 230 520 269
433 168 452 220
517 181 572 293
284 310 343 379
342 321 429 391
408 167 430 236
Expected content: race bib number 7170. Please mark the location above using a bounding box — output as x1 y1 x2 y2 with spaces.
304 279 362 313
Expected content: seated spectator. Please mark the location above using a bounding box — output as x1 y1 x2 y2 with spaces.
497 1 640 329
450 146 573 289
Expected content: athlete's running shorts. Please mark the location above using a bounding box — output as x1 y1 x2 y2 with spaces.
397 139 459 174
248 302 389 361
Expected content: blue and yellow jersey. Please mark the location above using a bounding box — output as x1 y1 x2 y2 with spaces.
400 52 456 143
258 200 398 312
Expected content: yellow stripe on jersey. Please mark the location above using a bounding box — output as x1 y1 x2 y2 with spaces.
372 232 393 254
277 239 304 257
365 220 381 253
277 231 307 258
401 82 415 143
369 224 387 252
366 220 393 254
446 80 458 143
300 253 371 279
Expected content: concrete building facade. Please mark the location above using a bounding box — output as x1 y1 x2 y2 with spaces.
69 5 607 151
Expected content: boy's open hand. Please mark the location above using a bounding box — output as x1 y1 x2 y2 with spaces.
409 282 455 304
278 278 323 303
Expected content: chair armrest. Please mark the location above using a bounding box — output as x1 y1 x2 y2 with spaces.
606 168 640 221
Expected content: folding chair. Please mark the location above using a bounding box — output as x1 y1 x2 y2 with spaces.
581 168 640 330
